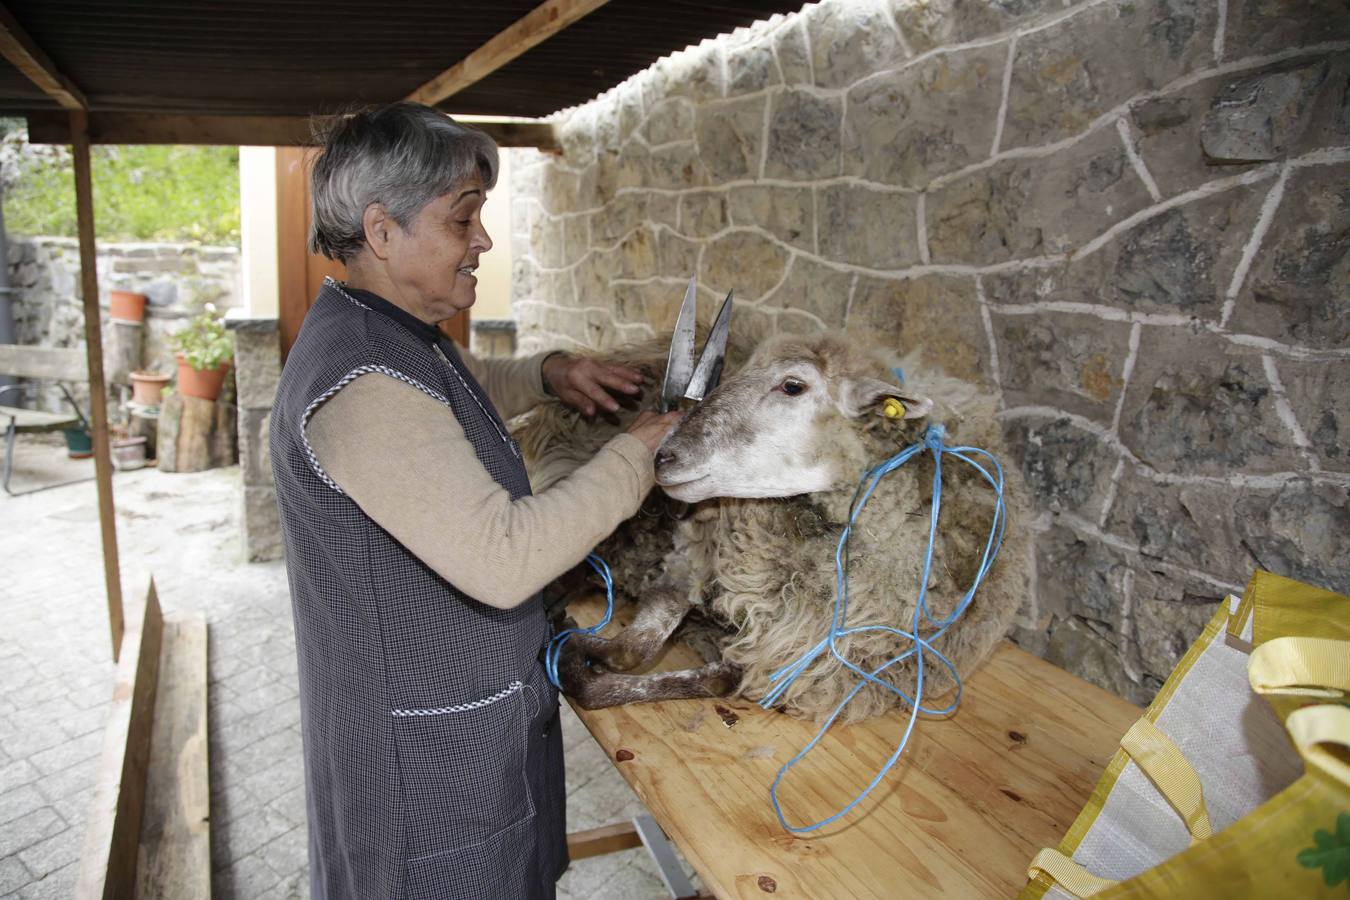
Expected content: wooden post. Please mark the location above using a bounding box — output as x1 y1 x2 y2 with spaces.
70 109 125 661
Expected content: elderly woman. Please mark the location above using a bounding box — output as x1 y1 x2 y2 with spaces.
269 102 679 899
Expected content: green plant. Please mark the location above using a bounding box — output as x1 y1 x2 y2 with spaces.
171 303 233 371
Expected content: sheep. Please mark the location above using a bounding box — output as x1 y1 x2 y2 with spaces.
514 329 1032 724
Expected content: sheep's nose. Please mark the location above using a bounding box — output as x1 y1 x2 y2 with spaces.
654 448 677 470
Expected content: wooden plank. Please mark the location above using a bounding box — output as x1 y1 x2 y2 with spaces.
565 595 1140 899
76 580 164 900
0 344 88 381
405 0 611 106
567 821 643 860
26 112 560 150
275 146 313 360
0 405 79 431
70 109 125 661
0 4 88 110
136 615 211 899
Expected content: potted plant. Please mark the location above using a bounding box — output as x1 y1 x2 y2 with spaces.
129 370 172 405
171 303 233 401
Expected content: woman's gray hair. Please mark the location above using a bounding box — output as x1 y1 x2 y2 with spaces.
309 102 499 262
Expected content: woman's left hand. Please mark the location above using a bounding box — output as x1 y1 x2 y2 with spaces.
543 353 644 416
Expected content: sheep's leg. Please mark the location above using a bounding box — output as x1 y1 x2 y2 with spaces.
566 586 693 672
560 643 741 709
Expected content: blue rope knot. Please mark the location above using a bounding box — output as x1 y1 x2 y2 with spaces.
760 420 1007 833
544 554 615 691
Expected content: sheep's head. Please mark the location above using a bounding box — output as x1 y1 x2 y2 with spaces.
655 332 931 502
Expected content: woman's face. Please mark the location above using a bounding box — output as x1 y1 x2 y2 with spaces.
383 180 493 323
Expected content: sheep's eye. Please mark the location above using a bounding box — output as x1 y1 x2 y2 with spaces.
778 379 808 397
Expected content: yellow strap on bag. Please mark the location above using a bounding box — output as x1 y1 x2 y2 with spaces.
1027 848 1118 898
1119 718 1214 843
1232 570 1350 647
1286 703 1350 786
1249 636 1350 721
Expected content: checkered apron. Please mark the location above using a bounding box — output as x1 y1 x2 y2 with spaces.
270 283 568 899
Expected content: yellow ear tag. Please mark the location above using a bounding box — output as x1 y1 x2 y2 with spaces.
883 398 906 419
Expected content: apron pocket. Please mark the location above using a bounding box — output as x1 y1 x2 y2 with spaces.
392 680 535 860
404 816 536 900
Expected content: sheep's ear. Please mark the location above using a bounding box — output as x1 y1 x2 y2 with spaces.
839 377 932 420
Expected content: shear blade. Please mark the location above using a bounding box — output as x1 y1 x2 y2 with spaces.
683 290 733 403
660 276 698 413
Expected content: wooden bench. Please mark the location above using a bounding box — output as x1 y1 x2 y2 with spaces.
565 595 1139 899
0 344 92 494
76 580 211 899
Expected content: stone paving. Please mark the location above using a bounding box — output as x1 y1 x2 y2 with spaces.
1 436 687 898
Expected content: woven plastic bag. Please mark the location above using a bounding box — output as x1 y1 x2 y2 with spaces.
1020 570 1350 898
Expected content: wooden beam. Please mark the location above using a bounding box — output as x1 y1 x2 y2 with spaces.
26 112 559 150
76 581 163 899
70 108 125 661
405 0 611 106
567 821 643 860
0 4 88 110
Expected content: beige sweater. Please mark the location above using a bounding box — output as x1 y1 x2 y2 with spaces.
307 346 654 609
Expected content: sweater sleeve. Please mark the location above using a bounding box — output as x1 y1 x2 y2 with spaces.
305 372 654 610
454 342 555 421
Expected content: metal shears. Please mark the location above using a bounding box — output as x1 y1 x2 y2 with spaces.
659 276 734 413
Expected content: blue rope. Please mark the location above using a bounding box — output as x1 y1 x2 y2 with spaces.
760 423 1006 833
544 553 616 690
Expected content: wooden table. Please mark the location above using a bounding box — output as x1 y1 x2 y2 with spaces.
566 597 1139 899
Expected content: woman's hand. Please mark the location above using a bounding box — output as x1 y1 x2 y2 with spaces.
625 410 683 454
542 353 644 416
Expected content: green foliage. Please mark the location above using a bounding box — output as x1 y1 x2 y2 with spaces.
171 304 234 371
5 136 240 244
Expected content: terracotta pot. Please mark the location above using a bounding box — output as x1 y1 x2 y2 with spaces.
129 370 172 406
175 353 231 401
109 290 147 323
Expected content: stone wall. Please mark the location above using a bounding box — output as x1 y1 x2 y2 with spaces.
7 235 240 409
510 0 1350 703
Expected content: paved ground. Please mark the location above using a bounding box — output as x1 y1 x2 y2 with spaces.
0 437 691 898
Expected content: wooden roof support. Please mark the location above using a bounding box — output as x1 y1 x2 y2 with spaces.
70 109 125 661
26 112 560 150
405 0 611 106
0 4 88 110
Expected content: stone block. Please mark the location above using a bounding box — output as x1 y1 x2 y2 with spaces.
1132 586 1214 685
529 213 566 268
646 192 679 229
891 0 1073 53
1004 415 1119 518
1201 60 1328 163
644 98 696 146
677 191 730 238
1103 467 1260 578
843 41 1007 188
230 321 281 410
927 125 1153 265
592 193 647 244
726 185 814 253
726 38 780 96
1044 615 1146 703
1129 74 1249 195
1223 0 1350 60
1003 0 1216 149
1117 328 1301 476
539 166 580 216
760 256 853 328
1034 524 1130 635
1229 162 1350 351
816 184 920 270
699 231 789 302
773 19 812 85
238 406 273 488
845 275 992 386
616 226 658 280
647 142 710 191
562 216 590 263
656 228 701 276
652 45 724 104
1234 478 1350 593
990 309 1133 423
981 177 1267 319
571 251 620 311
763 90 842 180
1273 356 1350 473
806 0 907 90
694 95 766 181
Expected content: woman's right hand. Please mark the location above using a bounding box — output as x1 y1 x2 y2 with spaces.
626 410 683 453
